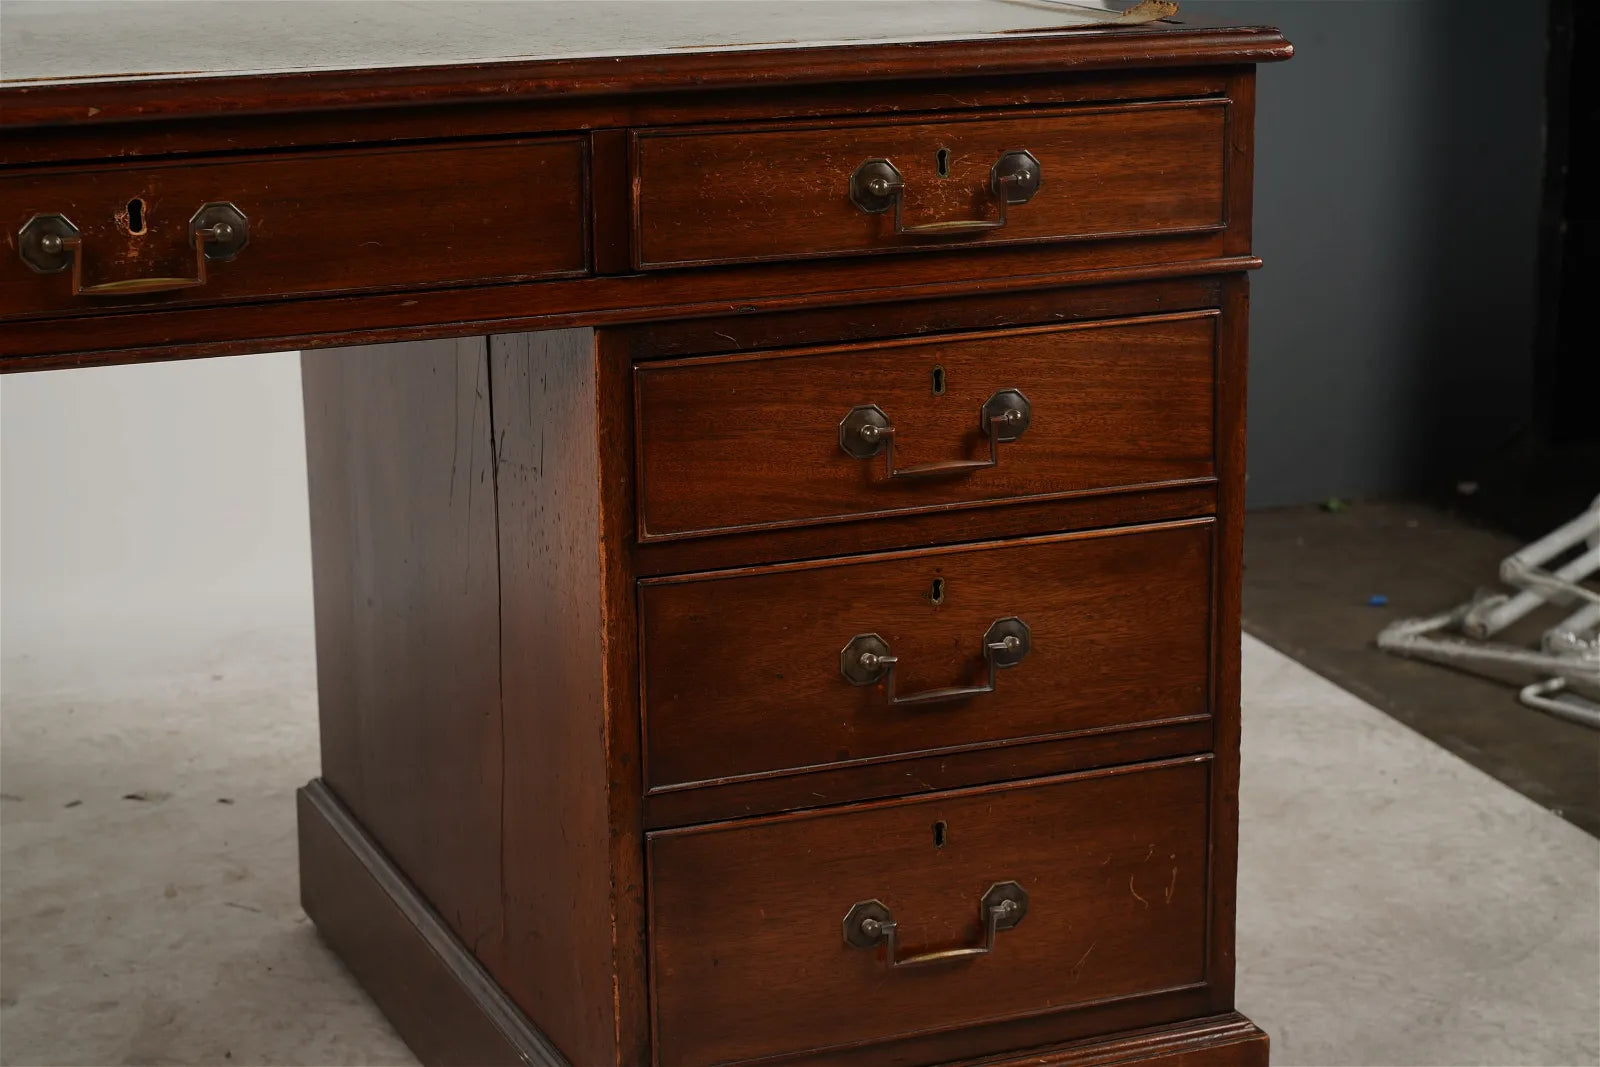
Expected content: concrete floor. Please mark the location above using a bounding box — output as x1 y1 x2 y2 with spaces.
1243 500 1600 836
2 627 1597 1067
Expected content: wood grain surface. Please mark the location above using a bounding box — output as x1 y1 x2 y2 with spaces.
4 7 1290 1060
0 2 1291 127
1 139 586 317
300 337 510 979
640 520 1213 791
490 329 649 1067
635 312 1217 540
634 101 1227 268
648 758 1213 1067
297 781 566 1067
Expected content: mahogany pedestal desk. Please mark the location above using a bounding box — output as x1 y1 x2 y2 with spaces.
1 4 1292 1064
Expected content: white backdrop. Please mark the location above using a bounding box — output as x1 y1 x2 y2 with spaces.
0 352 312 667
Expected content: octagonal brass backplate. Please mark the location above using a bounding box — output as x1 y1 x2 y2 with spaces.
191 201 250 261
991 150 1042 204
982 881 1029 929
839 403 890 459
981 389 1030 442
841 632 890 686
984 617 1031 668
842 899 892 948
17 214 80 273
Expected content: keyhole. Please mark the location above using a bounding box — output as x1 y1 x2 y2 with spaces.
936 148 951 179
125 198 146 235
933 821 948 848
930 577 946 605
931 365 946 395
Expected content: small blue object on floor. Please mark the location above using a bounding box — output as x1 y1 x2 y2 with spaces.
1368 594 1389 607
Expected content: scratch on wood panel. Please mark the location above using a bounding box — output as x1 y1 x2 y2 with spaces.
1129 875 1149 909
1072 940 1098 979
1165 866 1178 904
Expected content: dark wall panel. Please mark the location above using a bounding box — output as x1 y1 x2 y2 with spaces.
1187 0 1549 506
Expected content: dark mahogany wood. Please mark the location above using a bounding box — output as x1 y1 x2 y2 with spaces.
1 138 587 318
302 331 647 1067
0 244 1253 369
633 100 1227 269
640 718 1214 831
648 758 1214 1067
301 337 508 968
951 1013 1267 1066
610 276 1226 362
633 479 1218 580
1204 273 1253 1013
639 520 1213 792
0 71 1231 171
298 780 565 1067
489 328 651 1067
0 3 1289 128
634 313 1217 541
5 6 1290 1065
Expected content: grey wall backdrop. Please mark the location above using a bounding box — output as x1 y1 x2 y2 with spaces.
1188 0 1549 507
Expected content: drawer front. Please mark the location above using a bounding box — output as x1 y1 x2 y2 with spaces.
1 139 586 317
633 100 1227 269
640 520 1212 792
649 759 1212 1067
635 312 1217 541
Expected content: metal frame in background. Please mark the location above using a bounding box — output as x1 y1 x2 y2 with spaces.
1377 497 1600 729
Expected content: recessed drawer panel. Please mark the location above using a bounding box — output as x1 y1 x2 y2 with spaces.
640 520 1212 793
632 100 1227 269
634 312 1217 541
649 758 1213 1067
1 138 587 317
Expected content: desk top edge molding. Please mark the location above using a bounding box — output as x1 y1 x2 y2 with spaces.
0 2 1292 128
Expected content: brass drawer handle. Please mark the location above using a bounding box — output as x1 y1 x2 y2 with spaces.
18 203 249 297
844 881 1028 969
841 616 1030 706
849 150 1041 237
839 389 1030 480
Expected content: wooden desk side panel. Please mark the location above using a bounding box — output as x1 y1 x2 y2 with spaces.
302 332 644 1067
490 329 649 1067
300 338 508 968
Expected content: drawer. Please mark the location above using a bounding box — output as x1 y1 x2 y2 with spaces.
639 520 1212 792
632 100 1227 269
634 312 1216 541
649 758 1212 1067
1 139 586 317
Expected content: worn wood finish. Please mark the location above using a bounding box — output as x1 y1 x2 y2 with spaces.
1203 272 1252 1013
1 71 1232 171
490 329 649 1067
304 330 646 1067
636 312 1217 540
641 717 1213 830
0 3 1291 128
633 480 1217 580
951 1013 1267 1067
610 276 1225 362
0 243 1252 370
8 6 1288 1064
640 520 1213 792
649 758 1213 1067
297 781 567 1067
300 337 508 970
2 139 587 318
634 100 1227 269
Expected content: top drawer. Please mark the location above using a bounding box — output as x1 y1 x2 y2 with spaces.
632 99 1227 269
1 138 587 318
